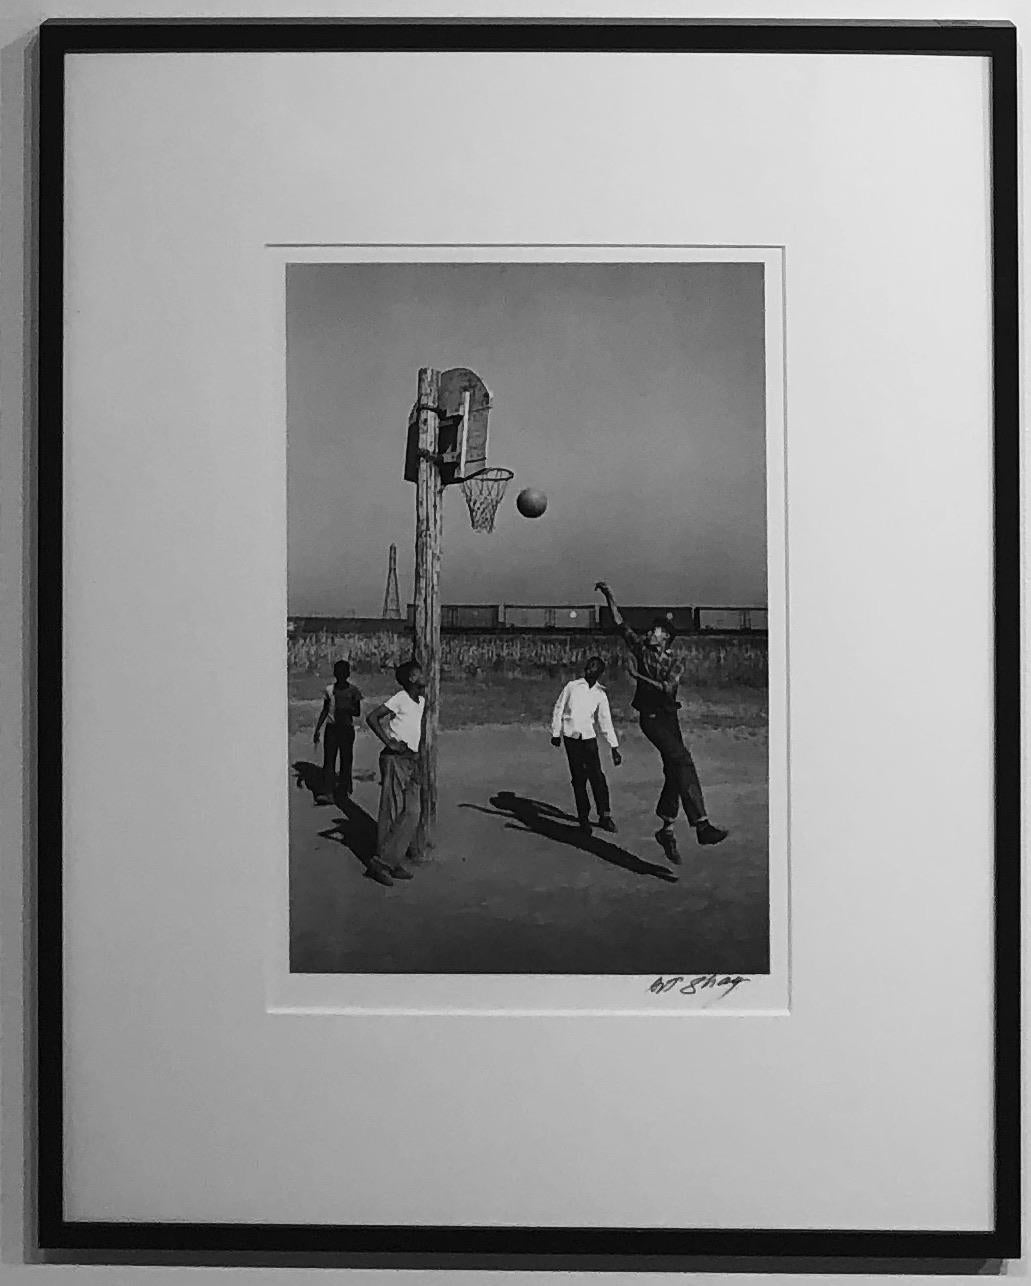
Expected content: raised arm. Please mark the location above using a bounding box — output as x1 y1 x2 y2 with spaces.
594 581 624 628
597 581 642 653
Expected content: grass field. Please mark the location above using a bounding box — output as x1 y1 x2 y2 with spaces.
288 655 769 975
289 629 767 687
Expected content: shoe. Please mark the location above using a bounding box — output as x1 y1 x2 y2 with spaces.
390 864 414 880
696 821 728 846
314 794 333 806
596 816 617 833
364 860 394 887
578 821 592 836
654 827 681 865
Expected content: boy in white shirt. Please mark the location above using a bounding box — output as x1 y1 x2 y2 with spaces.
364 660 426 886
551 656 622 836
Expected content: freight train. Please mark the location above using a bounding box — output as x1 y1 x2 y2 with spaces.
391 603 769 634
288 604 767 638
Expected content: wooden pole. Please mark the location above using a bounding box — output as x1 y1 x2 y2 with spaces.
413 367 442 858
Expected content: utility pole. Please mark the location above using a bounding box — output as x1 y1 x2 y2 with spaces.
412 368 443 856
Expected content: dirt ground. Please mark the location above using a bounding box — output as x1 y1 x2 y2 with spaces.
289 691 769 974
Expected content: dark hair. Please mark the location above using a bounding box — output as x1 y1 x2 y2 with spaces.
395 659 422 687
333 659 351 680
585 655 606 672
651 617 677 642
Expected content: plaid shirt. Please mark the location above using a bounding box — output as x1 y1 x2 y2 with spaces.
620 623 684 713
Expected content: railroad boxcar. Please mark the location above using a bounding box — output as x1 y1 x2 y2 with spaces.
406 603 501 630
597 605 696 634
500 604 596 630
444 604 501 630
499 605 550 629
697 607 767 633
552 605 596 631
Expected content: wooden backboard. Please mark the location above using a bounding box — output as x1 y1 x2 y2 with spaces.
439 367 491 482
404 367 491 484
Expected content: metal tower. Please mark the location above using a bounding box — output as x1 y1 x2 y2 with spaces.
381 543 401 619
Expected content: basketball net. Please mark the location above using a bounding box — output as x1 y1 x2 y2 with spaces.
460 468 514 533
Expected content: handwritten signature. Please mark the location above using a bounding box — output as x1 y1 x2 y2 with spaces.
649 973 749 999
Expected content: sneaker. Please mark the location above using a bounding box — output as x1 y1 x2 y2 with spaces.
596 816 617 833
696 821 729 846
654 827 681 865
364 860 394 886
390 864 414 880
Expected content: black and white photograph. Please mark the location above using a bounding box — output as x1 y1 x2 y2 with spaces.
23 17 1018 1259
286 257 773 976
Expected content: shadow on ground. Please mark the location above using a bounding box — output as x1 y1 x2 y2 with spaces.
462 790 677 882
292 759 327 802
292 762 380 875
293 758 376 805
317 797 380 875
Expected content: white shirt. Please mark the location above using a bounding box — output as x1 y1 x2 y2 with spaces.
383 689 425 753
551 678 618 749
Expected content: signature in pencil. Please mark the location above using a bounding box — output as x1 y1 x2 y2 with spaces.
649 973 749 999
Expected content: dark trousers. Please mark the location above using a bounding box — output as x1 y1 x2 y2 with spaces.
563 736 611 823
638 710 706 825
322 721 355 798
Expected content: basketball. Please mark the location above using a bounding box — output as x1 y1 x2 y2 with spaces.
516 487 548 518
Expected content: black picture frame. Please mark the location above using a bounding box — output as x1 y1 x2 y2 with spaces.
35 17 1020 1267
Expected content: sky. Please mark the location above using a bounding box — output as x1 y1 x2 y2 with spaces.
287 261 767 616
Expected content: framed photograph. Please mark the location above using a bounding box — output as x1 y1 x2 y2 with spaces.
35 16 1019 1265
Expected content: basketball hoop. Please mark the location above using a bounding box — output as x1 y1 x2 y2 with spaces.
460 467 514 533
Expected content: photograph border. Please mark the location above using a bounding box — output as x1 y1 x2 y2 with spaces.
272 242 789 1016
35 17 1020 1263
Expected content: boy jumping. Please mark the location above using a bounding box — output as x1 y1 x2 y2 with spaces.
364 660 426 887
595 582 728 863
551 656 622 835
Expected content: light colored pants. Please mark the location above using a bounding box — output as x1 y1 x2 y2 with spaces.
376 751 421 867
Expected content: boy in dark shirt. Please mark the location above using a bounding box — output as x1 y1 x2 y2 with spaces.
595 582 728 863
313 659 363 804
